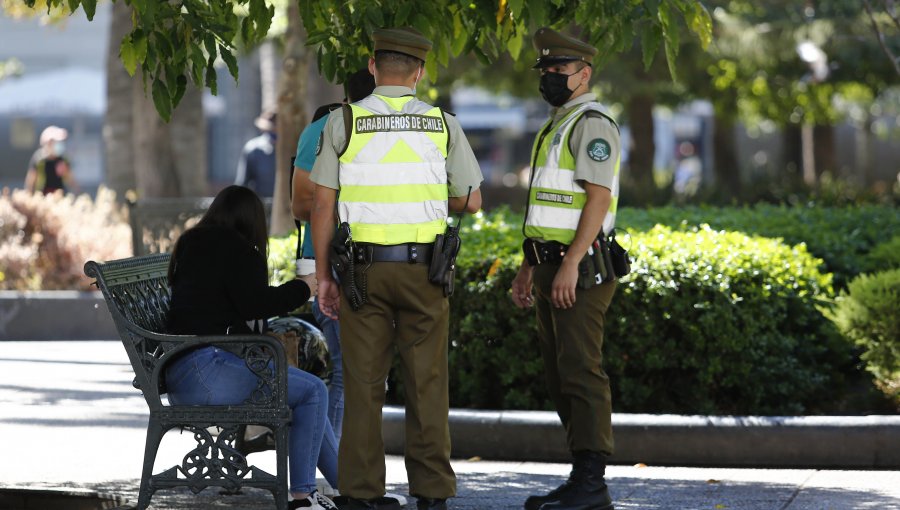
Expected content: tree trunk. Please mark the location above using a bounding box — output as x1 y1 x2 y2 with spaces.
103 1 135 198
813 124 836 181
782 124 803 186
712 113 740 199
131 73 206 198
625 93 656 204
270 2 310 236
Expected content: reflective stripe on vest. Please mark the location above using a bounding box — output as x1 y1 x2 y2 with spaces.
524 102 620 244
338 94 450 245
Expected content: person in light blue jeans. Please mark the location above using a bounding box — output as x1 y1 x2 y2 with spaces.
165 185 338 510
312 296 343 441
292 68 375 442
166 346 338 498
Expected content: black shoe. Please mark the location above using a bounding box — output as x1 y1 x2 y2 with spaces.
527 451 614 510
524 482 575 510
336 496 402 510
417 497 448 510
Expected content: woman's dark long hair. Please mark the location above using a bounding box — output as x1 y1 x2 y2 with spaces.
168 185 268 282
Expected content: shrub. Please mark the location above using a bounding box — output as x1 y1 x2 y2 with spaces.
268 232 300 285
830 269 900 391
446 214 851 415
0 188 131 290
273 207 870 414
619 204 900 289
862 235 900 273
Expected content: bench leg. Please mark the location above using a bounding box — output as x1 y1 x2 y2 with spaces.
137 419 165 510
273 424 290 510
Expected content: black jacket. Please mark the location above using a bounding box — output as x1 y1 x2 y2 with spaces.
166 225 310 335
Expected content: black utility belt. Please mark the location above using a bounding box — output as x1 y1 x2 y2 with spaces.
523 239 568 266
353 242 434 264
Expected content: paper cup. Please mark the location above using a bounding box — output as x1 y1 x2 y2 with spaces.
296 258 316 302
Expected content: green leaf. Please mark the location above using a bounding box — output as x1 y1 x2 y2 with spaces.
81 0 96 20
451 28 468 56
640 23 662 70
120 38 138 77
507 30 524 60
220 44 239 81
396 2 413 25
508 0 524 18
172 74 188 109
205 56 218 96
189 44 205 85
689 2 712 50
425 55 438 83
155 30 174 59
664 39 678 83
151 77 172 122
133 30 148 64
437 39 449 68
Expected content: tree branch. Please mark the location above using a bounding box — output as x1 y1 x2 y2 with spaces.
863 0 900 76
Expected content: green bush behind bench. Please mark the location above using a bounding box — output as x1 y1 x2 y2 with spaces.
268 204 898 414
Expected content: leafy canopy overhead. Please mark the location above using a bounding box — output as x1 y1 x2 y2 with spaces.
23 0 712 120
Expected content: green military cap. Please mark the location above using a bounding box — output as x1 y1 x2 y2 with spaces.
532 27 597 68
373 27 433 62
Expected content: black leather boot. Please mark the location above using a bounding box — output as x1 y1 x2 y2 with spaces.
530 451 614 510
416 497 448 510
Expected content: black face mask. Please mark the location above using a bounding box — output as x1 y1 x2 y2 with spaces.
539 71 576 107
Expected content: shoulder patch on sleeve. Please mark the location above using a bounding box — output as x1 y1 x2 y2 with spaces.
587 138 611 162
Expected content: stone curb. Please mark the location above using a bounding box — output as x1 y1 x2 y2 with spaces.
383 406 900 468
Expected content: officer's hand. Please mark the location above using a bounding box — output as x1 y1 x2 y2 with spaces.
511 265 534 309
551 260 578 309
317 278 341 320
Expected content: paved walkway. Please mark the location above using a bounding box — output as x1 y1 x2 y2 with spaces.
1 340 899 509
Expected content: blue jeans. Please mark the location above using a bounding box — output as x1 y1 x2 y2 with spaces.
165 346 338 493
313 296 343 442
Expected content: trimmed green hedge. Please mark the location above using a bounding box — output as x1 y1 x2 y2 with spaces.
448 212 849 414
619 204 900 289
831 269 900 389
266 205 896 414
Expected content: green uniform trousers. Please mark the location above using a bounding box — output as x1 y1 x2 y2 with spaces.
533 264 617 455
338 262 456 500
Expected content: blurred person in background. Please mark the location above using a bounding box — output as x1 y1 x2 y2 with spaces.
25 125 79 195
235 110 277 197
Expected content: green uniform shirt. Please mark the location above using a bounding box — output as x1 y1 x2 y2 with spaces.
310 85 484 197
547 93 620 191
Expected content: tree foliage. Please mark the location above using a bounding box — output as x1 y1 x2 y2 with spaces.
24 0 712 119
302 0 712 84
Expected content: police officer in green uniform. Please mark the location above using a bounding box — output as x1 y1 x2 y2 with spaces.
510 27 621 510
309 27 483 510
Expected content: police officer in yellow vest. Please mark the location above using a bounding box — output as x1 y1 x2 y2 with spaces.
310 27 483 510
511 27 621 510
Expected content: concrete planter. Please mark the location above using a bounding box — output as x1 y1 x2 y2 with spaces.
0 291 117 341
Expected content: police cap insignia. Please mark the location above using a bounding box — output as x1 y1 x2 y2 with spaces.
532 27 597 69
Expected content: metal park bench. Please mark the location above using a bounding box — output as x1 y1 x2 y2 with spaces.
84 253 291 510
127 197 272 256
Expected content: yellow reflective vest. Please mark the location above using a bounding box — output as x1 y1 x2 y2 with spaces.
525 102 620 244
338 94 450 245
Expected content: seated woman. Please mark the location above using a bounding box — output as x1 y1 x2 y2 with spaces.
165 185 337 510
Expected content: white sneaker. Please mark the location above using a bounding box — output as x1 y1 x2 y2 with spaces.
290 490 338 510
